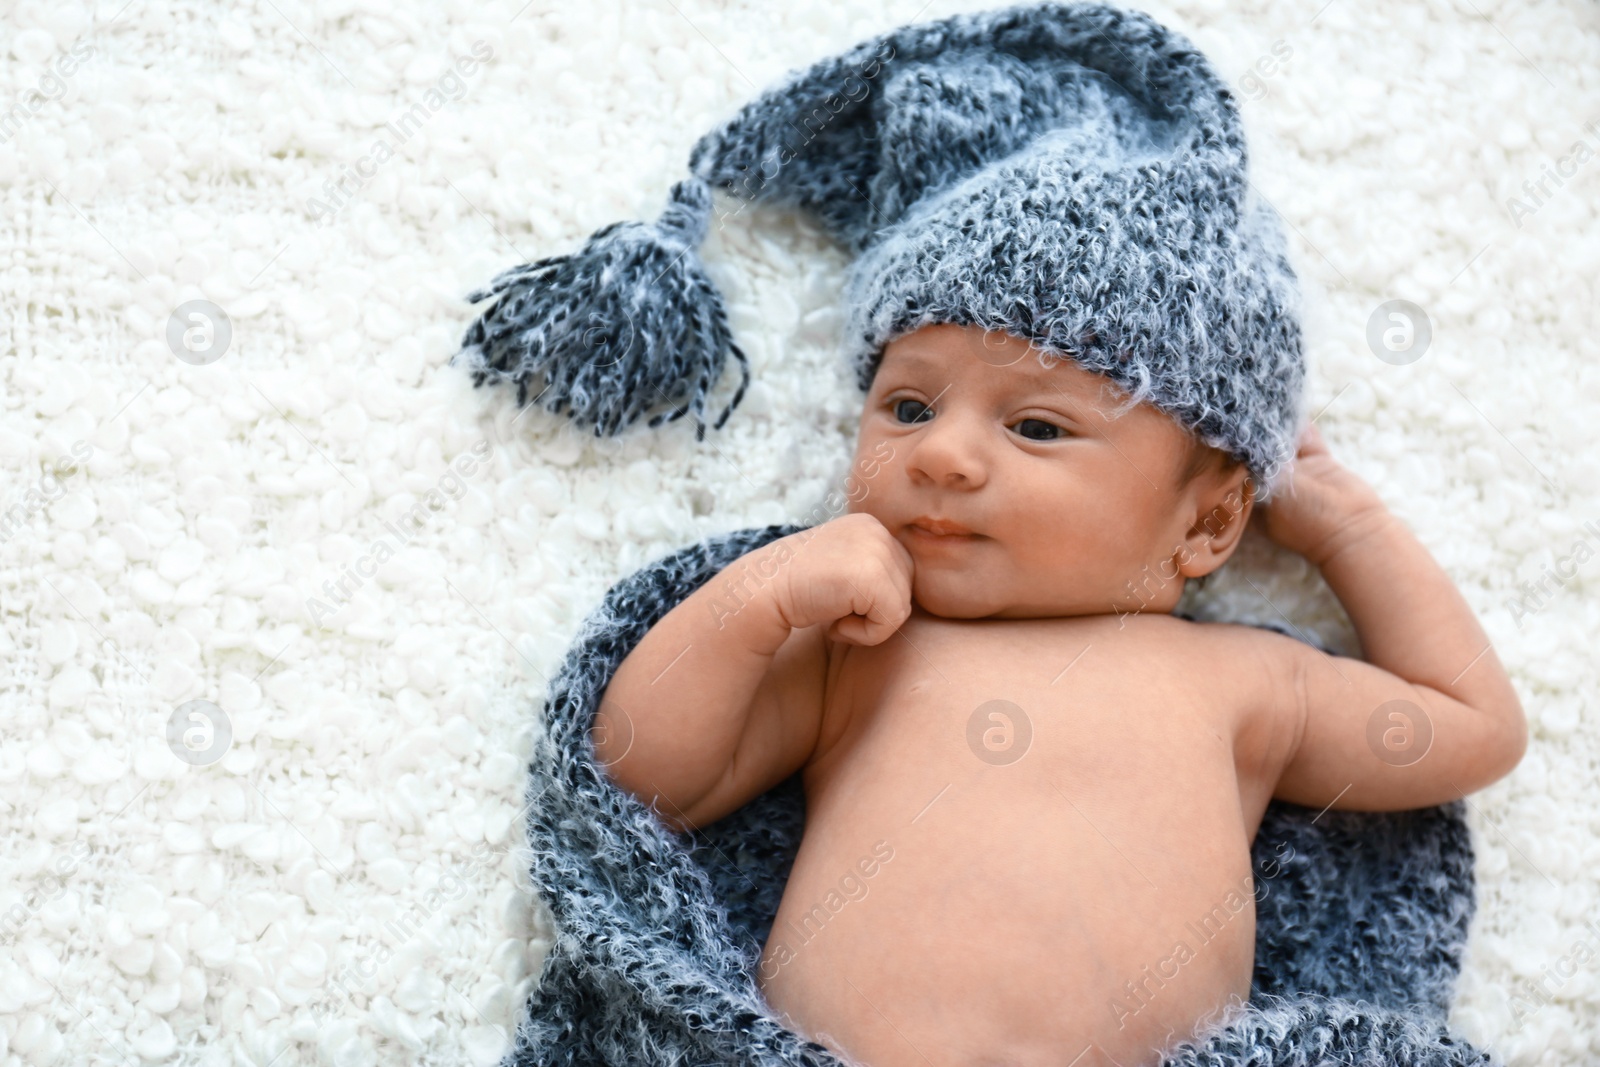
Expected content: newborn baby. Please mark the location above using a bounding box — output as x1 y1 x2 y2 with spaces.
591 322 1527 1067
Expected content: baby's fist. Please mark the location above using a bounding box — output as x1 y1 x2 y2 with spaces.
771 513 914 646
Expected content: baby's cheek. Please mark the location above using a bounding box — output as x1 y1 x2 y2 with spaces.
846 437 902 508
844 492 886 525
1020 532 1121 604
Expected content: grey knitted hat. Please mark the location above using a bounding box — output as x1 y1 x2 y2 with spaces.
454 0 1307 497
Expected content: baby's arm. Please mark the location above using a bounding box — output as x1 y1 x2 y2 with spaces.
1254 425 1526 810
593 514 913 832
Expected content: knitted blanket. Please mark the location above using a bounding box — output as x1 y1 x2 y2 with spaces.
506 522 1496 1067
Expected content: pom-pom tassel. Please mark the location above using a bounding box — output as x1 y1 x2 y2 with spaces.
452 177 749 441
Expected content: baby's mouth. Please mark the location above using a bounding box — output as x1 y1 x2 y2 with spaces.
905 518 985 543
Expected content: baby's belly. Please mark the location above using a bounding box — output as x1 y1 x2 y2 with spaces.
756 620 1259 1067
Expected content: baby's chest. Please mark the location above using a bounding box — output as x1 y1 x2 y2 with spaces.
813 616 1242 802
804 617 1259 889
780 620 1261 1034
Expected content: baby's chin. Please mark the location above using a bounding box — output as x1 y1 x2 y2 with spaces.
910 572 1106 620
909 574 1020 619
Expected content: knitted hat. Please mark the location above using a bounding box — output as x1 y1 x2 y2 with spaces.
453 0 1307 498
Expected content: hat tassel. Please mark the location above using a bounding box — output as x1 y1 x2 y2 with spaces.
452 177 749 441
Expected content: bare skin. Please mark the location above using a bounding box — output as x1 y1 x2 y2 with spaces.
593 324 1527 1067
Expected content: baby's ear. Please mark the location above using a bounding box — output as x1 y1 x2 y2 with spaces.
1175 466 1255 578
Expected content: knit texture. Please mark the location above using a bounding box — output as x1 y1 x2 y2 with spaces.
504 524 1497 1067
457 1 1307 500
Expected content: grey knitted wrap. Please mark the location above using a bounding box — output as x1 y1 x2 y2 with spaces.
455 1 1308 497
500 524 1497 1066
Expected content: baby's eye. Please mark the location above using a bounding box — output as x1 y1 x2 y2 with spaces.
893 398 933 424
1014 418 1063 441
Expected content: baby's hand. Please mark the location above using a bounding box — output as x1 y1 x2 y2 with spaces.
771 513 914 646
1252 424 1390 567
1245 423 1526 814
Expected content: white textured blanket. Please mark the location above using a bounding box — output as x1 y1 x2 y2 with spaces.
0 1 1594 1064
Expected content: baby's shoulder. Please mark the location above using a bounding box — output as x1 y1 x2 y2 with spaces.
1108 611 1314 702
1124 609 1312 650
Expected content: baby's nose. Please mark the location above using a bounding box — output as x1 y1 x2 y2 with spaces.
906 416 987 488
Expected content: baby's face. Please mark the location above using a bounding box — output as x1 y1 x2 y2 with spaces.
847 323 1247 619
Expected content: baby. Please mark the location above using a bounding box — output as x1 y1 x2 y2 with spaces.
449 4 1530 1063
590 322 1527 1067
